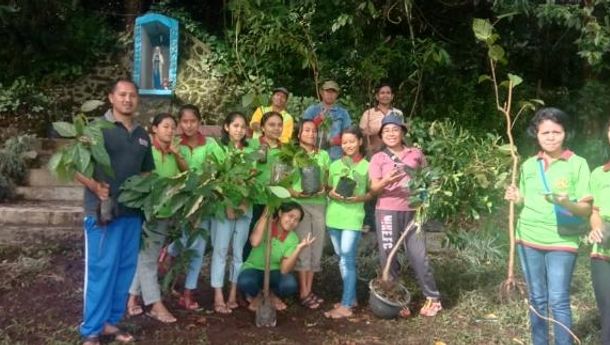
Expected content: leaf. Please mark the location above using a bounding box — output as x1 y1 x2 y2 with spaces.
92 118 115 130
267 185 291 199
52 122 77 138
90 143 113 177
472 18 493 42
185 195 205 218
47 152 62 175
507 73 523 87
74 116 86 136
478 75 492 83
80 100 105 113
76 143 91 173
488 45 505 61
241 92 255 108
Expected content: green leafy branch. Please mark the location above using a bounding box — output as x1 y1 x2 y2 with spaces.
47 100 113 181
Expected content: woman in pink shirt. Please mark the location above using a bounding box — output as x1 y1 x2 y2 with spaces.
368 114 442 318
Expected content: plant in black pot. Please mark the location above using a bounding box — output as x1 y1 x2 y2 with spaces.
335 157 362 198
368 166 441 319
294 149 321 195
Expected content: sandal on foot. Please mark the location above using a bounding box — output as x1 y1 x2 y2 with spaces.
146 310 177 324
226 300 239 309
178 290 201 311
127 303 143 317
214 303 232 314
324 307 352 319
82 335 100 345
101 329 135 344
300 293 320 309
419 298 442 317
310 293 324 304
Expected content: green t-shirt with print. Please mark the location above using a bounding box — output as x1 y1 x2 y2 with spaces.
152 147 180 218
291 149 330 205
241 231 299 271
590 165 610 260
325 157 369 231
179 143 207 172
516 153 592 251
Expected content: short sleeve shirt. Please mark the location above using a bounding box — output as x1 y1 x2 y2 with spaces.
359 107 403 154
250 106 294 144
152 145 180 218
249 137 282 203
369 147 426 211
590 164 610 260
326 157 369 230
302 103 352 160
290 149 330 205
516 151 592 252
83 111 154 217
241 230 299 271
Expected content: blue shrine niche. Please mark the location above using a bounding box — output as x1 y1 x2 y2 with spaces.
133 13 179 96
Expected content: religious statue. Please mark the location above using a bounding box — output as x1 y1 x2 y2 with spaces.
152 46 165 89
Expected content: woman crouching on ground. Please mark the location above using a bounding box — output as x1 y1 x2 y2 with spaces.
238 202 316 311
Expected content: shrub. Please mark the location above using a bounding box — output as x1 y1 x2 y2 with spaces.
0 175 15 203
407 118 512 222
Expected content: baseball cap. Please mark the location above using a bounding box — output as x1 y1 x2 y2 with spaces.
321 80 340 92
379 113 408 136
272 87 289 97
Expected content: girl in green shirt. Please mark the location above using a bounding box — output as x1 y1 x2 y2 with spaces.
244 111 284 260
127 113 186 323
208 111 253 314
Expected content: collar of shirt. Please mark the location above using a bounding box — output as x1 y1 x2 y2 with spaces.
271 220 289 241
152 137 172 154
536 149 574 169
180 132 206 148
603 161 610 172
260 135 281 148
344 154 363 164
103 109 140 130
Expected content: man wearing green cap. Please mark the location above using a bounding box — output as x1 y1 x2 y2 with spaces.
302 80 352 160
250 87 294 144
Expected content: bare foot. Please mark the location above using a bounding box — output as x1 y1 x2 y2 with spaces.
147 302 177 323
247 295 262 312
226 300 239 309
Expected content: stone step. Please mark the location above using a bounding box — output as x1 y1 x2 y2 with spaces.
0 225 81 245
0 201 83 226
26 168 79 187
16 186 83 201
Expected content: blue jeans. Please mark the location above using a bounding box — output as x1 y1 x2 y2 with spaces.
210 210 252 288
328 228 361 307
237 269 298 298
168 220 209 290
518 244 577 345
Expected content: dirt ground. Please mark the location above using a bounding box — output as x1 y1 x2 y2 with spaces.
0 226 542 345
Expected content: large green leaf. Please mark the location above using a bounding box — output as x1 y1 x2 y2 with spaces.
76 143 91 173
267 185 291 199
90 143 113 177
507 73 523 87
488 44 505 61
74 116 86 136
472 18 493 42
80 100 105 113
53 122 77 138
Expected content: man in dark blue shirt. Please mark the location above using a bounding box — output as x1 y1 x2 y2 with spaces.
77 79 154 345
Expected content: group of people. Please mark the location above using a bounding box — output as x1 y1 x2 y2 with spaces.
77 78 440 345
74 78 609 345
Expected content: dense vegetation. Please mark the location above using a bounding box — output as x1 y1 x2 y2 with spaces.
3 0 610 218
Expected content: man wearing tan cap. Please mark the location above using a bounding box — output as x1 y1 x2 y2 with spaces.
302 80 352 160
250 87 294 143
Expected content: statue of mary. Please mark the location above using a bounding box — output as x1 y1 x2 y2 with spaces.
152 46 164 89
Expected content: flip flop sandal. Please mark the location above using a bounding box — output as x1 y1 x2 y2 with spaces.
300 293 320 310
324 308 352 319
127 304 143 316
146 311 177 324
82 335 100 345
214 303 232 314
310 293 324 304
226 301 239 309
100 330 135 344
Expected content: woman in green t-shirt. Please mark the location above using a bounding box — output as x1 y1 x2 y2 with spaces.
588 118 610 345
325 127 372 319
505 108 592 345
244 111 284 260
288 119 330 309
127 113 187 323
238 202 316 311
208 111 253 314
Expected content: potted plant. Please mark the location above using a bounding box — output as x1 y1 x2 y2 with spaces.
47 100 115 223
335 156 361 198
368 166 441 319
